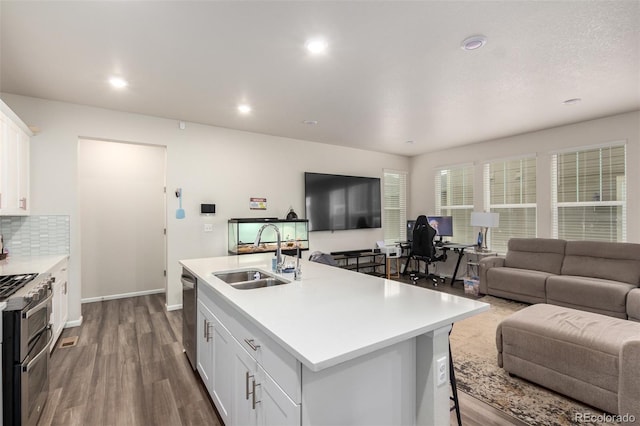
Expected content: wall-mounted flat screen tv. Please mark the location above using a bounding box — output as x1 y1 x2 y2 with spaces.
304 172 382 231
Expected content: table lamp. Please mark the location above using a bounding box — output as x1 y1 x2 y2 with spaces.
470 212 500 252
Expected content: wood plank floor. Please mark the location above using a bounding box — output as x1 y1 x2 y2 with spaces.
40 295 220 426
40 292 526 426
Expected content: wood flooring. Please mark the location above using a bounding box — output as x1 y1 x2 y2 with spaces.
40 291 526 426
39 295 220 426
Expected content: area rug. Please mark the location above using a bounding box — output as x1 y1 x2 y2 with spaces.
449 296 619 426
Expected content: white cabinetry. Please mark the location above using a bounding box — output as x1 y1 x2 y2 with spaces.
197 298 215 394
0 100 31 216
231 342 299 426
198 283 301 426
256 364 300 426
50 258 69 351
210 310 234 425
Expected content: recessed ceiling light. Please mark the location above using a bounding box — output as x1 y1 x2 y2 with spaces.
238 104 252 114
305 38 328 54
461 35 487 51
302 120 318 125
562 98 582 105
109 77 128 89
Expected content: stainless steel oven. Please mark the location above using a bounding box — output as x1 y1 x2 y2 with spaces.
2 273 54 426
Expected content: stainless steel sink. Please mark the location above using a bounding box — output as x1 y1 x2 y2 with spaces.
231 277 289 290
214 270 265 284
213 269 290 289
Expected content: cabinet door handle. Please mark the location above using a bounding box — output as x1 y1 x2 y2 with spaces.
19 197 27 210
244 338 260 351
245 371 254 400
203 319 208 339
206 322 213 342
251 379 261 410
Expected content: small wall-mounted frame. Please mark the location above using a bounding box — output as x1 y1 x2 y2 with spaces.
201 204 216 214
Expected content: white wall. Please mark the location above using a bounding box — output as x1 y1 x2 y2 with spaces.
410 111 640 243
1 94 410 321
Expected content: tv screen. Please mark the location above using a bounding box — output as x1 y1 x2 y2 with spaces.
305 172 382 231
426 216 453 237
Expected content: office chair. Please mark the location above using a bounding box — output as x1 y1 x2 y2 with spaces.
403 215 446 286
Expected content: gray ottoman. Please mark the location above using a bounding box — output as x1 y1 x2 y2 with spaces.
497 303 640 421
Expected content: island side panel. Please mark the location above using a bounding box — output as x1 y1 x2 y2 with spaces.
301 338 416 426
416 325 452 425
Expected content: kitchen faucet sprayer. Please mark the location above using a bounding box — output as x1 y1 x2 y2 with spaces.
254 224 283 273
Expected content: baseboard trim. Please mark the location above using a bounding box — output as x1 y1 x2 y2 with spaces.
65 316 83 328
166 303 183 312
81 288 165 304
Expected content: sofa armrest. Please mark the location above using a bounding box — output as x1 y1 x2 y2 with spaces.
619 338 640 424
627 288 640 321
479 256 505 294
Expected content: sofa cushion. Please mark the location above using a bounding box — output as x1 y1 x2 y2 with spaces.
561 241 640 285
546 275 635 319
487 267 550 304
478 256 505 294
504 238 566 274
497 304 640 415
628 288 640 322
620 339 640 423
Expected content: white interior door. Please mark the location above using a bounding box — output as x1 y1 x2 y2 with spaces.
79 138 166 300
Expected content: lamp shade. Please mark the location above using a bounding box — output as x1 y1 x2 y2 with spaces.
470 212 500 228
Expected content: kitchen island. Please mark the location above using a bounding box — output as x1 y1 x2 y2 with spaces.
180 253 489 426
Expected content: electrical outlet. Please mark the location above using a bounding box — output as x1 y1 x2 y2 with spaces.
436 356 448 387
203 223 213 232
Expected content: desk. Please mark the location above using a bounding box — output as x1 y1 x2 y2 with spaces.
401 242 475 285
438 243 476 285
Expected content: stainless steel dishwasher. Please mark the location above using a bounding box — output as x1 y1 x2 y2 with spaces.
181 268 197 370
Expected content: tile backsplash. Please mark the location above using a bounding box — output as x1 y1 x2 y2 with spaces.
1 216 70 256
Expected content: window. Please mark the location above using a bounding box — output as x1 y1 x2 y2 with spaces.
552 144 626 242
383 170 407 244
484 157 537 253
435 165 474 243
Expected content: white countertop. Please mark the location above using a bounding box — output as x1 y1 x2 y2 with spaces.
181 253 489 372
0 255 68 276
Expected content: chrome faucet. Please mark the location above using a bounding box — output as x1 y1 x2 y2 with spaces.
254 224 282 273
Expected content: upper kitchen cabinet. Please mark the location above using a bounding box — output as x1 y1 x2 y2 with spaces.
0 100 32 216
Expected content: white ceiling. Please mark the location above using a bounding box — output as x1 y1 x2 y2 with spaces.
1 1 639 156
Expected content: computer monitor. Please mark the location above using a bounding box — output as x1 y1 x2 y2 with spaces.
406 220 416 241
426 216 453 238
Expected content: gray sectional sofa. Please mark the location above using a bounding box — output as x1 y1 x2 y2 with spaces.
479 238 640 319
483 238 640 423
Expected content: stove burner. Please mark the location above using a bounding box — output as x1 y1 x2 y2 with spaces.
0 273 39 300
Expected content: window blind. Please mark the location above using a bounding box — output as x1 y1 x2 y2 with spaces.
435 165 474 243
484 157 537 253
383 170 407 244
552 144 626 242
